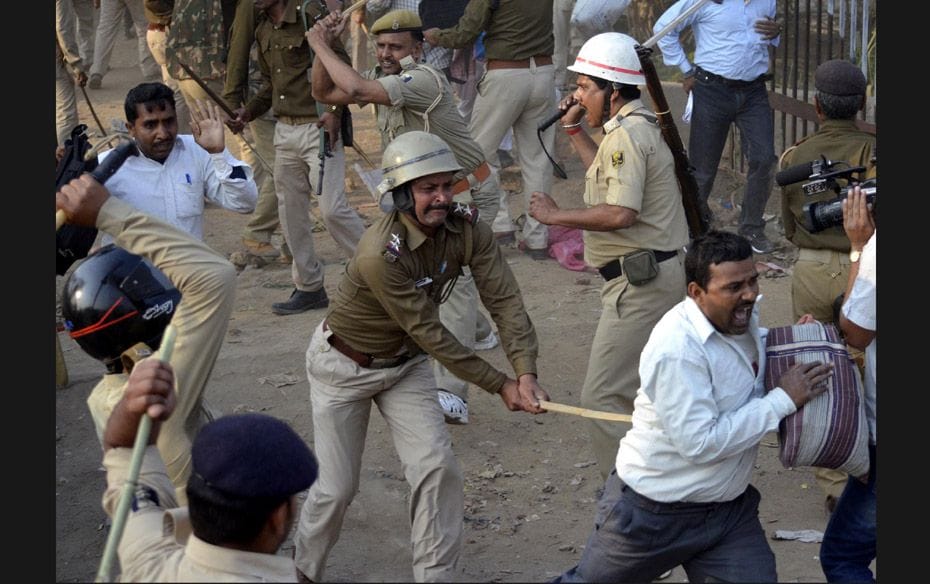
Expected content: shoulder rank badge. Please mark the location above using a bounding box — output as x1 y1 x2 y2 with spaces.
383 232 404 263
451 202 479 225
611 151 624 167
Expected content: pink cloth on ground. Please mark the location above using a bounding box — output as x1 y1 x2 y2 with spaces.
546 225 593 272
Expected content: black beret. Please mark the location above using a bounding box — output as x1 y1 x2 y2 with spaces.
371 9 422 35
814 59 867 96
191 413 318 499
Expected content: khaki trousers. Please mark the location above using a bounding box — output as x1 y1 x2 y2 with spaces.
239 114 282 245
791 247 855 501
145 27 191 134
469 63 557 250
273 120 366 291
295 322 464 582
90 0 158 80
582 252 687 480
56 59 80 147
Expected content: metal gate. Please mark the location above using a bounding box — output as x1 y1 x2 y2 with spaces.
771 0 876 146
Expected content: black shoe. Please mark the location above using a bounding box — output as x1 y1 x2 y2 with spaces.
272 288 329 315
742 231 777 254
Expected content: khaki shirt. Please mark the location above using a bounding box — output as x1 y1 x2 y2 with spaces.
223 0 258 109
103 447 298 582
582 100 689 268
85 197 236 496
244 0 349 120
780 119 876 251
364 57 484 177
325 207 538 393
431 0 554 61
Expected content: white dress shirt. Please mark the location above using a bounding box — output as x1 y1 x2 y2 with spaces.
98 135 257 244
654 0 779 81
616 296 797 503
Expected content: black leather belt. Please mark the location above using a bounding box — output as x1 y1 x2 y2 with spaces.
323 320 415 369
618 479 731 512
598 249 678 282
694 65 770 88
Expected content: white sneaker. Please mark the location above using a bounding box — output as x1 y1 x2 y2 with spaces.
474 330 499 351
437 390 468 425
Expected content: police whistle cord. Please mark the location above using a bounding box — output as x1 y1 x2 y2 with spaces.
95 325 178 583
538 400 632 423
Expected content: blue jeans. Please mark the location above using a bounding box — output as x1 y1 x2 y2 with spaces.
820 444 877 583
689 75 776 234
552 471 777 583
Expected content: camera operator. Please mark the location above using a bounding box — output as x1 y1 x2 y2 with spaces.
778 58 875 511
820 185 876 582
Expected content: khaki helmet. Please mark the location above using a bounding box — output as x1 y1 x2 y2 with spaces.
568 32 645 86
377 131 462 211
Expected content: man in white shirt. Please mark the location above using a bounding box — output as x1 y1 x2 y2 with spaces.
653 0 782 254
553 230 834 583
99 81 258 247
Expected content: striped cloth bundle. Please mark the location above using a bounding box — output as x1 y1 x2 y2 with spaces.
763 322 870 478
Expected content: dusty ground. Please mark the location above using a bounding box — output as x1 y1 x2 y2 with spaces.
55 36 848 583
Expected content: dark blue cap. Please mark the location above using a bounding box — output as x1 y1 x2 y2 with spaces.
191 413 318 499
815 59 867 96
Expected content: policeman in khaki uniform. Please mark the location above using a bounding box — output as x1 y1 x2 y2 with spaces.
293 131 550 583
424 0 557 258
307 8 505 423
99 358 318 582
228 0 367 316
779 59 876 509
57 174 238 507
529 33 689 481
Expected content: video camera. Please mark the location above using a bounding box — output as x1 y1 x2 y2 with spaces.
775 155 876 233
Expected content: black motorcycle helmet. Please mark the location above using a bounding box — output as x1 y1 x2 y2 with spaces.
61 245 181 372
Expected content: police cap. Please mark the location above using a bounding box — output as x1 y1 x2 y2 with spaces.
370 9 422 35
814 59 867 96
191 413 318 499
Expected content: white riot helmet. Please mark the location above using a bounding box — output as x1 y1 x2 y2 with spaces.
377 131 463 212
568 32 645 86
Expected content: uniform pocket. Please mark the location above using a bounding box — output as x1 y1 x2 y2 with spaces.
378 106 406 142
582 163 599 207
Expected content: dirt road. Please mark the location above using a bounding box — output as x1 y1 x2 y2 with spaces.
55 34 843 583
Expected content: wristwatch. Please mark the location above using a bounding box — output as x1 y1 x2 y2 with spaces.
849 249 862 262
